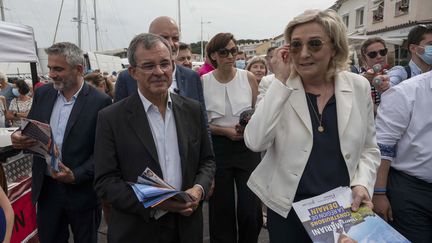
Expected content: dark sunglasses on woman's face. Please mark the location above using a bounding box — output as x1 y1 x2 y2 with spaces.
217 47 238 58
289 39 326 53
366 48 388 59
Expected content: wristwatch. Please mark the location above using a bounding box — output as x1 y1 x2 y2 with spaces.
13 111 18 118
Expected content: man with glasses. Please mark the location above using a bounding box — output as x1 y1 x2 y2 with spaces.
115 16 206 114
387 25 432 86
94 33 215 243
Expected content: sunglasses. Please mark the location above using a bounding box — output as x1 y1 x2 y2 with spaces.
217 47 238 58
290 39 326 53
366 48 388 59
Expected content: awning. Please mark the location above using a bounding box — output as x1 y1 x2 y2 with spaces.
348 35 404 45
0 21 38 63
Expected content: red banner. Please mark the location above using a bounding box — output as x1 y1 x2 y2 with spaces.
8 177 38 243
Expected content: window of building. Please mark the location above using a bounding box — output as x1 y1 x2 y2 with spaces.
356 7 364 28
395 0 409 16
372 0 384 23
342 14 349 28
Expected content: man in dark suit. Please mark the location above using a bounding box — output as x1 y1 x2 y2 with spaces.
114 16 205 108
11 42 112 243
94 33 215 243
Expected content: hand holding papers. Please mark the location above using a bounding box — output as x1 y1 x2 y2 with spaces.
20 118 60 172
130 167 197 210
292 187 410 243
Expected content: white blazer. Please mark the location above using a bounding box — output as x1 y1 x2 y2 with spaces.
244 71 380 218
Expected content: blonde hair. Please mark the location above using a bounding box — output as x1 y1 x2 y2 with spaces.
284 9 349 82
246 56 268 76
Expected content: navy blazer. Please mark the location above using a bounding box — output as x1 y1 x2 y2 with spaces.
28 83 112 209
114 65 206 110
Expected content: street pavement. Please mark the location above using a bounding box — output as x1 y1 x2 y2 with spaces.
96 202 270 243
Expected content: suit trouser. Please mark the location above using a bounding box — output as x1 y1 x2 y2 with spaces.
388 168 432 243
36 176 101 243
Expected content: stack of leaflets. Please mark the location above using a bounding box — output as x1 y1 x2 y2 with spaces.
292 187 410 243
130 167 196 208
20 118 60 172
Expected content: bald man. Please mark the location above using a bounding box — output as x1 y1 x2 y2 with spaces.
115 16 206 112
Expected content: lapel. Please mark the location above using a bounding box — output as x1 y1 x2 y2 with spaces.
40 85 59 124
175 64 185 95
125 92 162 175
288 76 313 134
171 94 188 180
334 72 353 136
63 83 89 144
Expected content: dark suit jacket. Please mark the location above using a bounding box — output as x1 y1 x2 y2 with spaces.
94 92 215 243
28 83 112 209
114 65 206 109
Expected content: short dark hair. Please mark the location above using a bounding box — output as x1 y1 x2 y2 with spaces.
15 79 30 95
206 33 236 68
407 25 432 47
127 33 172 67
84 72 105 87
179 42 191 51
360 37 387 58
266 47 277 56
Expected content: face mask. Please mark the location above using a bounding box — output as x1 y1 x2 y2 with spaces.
418 45 432 65
235 60 246 69
12 88 20 97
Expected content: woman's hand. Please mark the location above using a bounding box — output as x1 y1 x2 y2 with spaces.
272 45 291 84
225 127 243 141
351 185 373 211
372 74 390 93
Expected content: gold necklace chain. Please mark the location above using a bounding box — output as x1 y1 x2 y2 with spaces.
306 93 325 132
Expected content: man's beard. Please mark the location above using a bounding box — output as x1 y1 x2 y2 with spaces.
53 78 76 92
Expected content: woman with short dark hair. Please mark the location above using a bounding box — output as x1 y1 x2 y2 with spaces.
6 79 32 127
202 32 262 243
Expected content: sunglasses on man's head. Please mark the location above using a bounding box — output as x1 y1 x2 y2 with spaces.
289 39 326 53
366 48 388 59
217 47 238 58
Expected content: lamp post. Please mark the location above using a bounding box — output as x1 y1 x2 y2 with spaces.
200 17 211 62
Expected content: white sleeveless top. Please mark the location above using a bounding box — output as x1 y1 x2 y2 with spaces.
202 69 252 127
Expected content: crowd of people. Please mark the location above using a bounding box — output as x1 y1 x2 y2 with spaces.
0 7 430 243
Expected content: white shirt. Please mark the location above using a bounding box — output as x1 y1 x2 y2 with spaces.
169 65 178 94
138 90 182 190
202 69 252 127
376 70 432 182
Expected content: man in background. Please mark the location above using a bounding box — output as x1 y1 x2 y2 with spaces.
176 42 193 69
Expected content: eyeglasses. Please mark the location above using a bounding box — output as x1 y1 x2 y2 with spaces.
366 48 388 59
217 47 238 58
135 61 172 73
289 39 326 53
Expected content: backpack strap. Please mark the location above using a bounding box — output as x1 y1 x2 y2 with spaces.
404 65 411 79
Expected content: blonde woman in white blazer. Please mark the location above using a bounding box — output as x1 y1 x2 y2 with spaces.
244 9 380 242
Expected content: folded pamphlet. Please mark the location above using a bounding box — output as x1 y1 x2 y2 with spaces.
130 167 196 208
20 118 60 172
292 187 410 243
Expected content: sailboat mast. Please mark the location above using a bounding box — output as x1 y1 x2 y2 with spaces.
93 0 98 51
77 0 82 48
0 0 5 21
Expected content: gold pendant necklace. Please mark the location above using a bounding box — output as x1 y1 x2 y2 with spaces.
306 93 325 133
